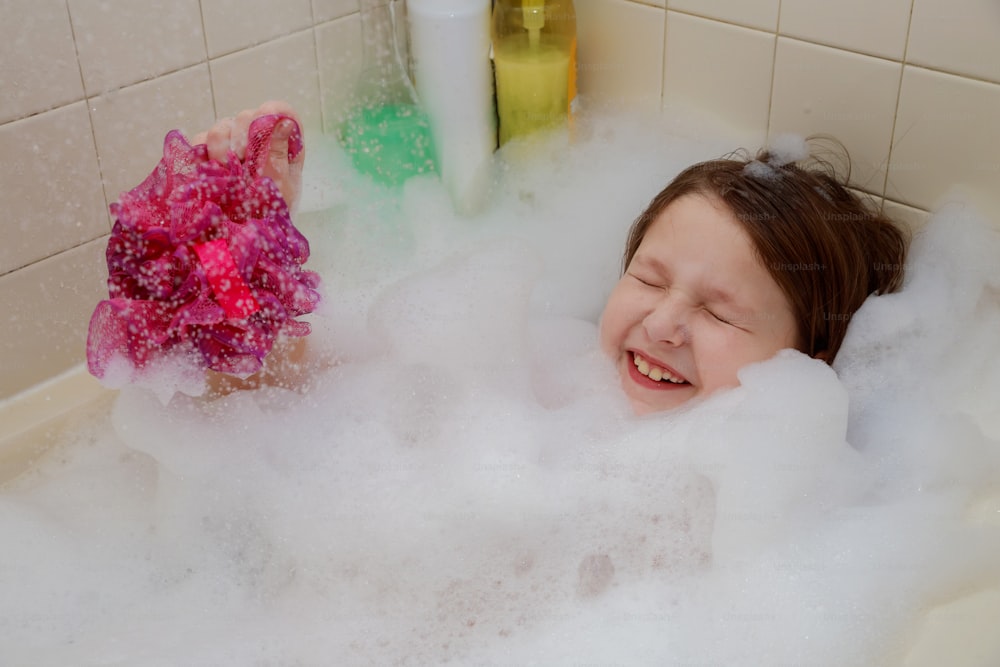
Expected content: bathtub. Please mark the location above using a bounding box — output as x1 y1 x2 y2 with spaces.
2 120 999 667
3 357 999 665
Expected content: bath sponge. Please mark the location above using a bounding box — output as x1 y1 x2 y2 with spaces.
86 115 321 386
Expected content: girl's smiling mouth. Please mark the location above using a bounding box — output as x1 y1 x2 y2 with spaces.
628 352 691 388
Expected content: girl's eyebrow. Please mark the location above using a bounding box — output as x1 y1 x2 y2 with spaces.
703 284 742 308
632 253 669 275
635 254 745 309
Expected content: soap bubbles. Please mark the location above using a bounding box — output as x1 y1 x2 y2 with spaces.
2 111 999 665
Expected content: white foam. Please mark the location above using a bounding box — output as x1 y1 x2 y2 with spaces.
98 348 207 404
742 158 779 180
767 132 810 166
3 111 1000 666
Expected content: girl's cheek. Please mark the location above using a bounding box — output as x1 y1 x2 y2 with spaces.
598 295 631 353
601 281 656 339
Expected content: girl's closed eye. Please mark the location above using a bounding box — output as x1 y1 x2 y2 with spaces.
706 309 754 332
707 309 731 324
704 306 747 329
626 257 671 288
627 270 661 288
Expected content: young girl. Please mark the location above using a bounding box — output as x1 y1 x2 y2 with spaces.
89 103 908 412
601 150 907 414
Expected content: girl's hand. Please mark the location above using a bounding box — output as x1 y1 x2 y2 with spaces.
191 100 305 212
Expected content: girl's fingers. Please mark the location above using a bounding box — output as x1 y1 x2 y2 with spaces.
231 109 255 161
191 101 304 211
265 118 304 210
205 117 235 163
260 100 300 126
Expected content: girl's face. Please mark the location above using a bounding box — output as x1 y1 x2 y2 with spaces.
599 193 800 415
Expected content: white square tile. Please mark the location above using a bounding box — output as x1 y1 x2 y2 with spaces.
90 66 216 206
668 0 779 31
316 14 365 132
850 186 884 212
663 12 774 145
313 0 360 23
629 0 665 7
887 66 1000 217
0 239 108 400
201 0 314 58
210 31 323 136
779 0 912 60
0 0 85 123
770 38 902 194
68 0 206 95
907 0 1000 84
882 198 931 235
576 0 665 113
0 103 107 275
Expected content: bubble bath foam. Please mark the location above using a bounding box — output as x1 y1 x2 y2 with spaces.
2 112 1000 666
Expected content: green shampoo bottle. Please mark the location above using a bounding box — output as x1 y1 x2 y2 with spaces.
338 0 438 186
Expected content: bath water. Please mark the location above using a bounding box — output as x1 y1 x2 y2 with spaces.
2 110 1000 666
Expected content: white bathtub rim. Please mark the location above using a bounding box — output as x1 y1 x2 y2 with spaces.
0 362 112 445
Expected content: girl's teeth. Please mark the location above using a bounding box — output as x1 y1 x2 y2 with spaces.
633 353 684 384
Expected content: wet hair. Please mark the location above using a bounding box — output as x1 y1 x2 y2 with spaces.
622 139 909 363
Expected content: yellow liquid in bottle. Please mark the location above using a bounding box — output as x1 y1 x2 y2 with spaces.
493 35 571 145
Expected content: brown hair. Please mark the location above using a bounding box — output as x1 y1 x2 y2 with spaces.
623 139 908 363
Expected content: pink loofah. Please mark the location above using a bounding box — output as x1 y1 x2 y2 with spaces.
86 115 321 383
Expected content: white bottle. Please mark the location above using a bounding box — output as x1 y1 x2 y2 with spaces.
407 0 496 215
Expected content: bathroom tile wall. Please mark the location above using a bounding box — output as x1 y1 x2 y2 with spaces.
1 0 998 401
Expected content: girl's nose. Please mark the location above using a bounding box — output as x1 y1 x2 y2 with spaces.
642 294 689 346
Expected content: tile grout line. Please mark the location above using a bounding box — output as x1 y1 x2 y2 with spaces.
880 0 917 208
4 16 997 131
765 0 781 143
648 7 1000 86
310 0 327 133
64 0 112 239
659 3 669 110
666 7 773 36
197 0 218 119
0 236 110 280
19 22 329 128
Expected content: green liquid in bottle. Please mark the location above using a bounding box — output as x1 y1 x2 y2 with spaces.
338 103 438 187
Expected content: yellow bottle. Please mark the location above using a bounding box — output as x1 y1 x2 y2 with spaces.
492 0 577 145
